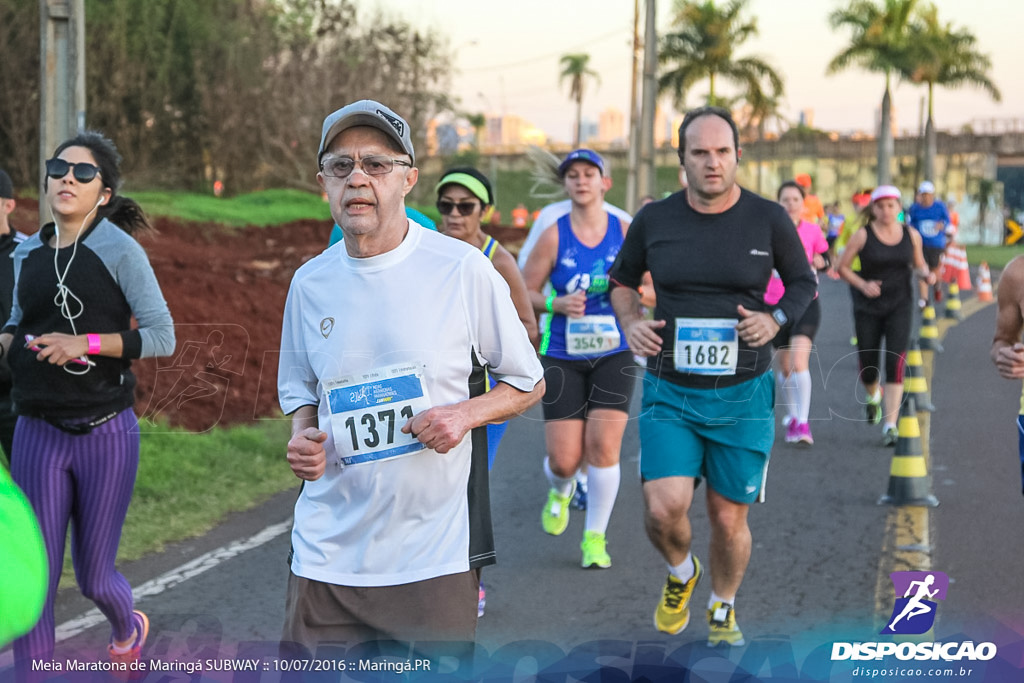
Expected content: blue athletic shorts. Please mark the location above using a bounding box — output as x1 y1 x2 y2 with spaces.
639 371 775 504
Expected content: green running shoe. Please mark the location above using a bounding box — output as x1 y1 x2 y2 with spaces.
580 531 611 569
541 485 574 536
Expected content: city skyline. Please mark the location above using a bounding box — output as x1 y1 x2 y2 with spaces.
375 0 1022 144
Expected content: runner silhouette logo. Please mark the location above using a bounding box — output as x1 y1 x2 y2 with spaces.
881 571 949 635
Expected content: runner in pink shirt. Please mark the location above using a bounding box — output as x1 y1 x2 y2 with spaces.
766 181 829 445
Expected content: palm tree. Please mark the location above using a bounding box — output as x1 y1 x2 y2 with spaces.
559 53 599 147
658 0 783 109
901 4 1001 181
828 0 918 185
741 80 787 196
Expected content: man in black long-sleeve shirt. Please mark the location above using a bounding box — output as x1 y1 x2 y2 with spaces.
609 107 816 647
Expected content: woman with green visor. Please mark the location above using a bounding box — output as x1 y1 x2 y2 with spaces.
435 167 538 617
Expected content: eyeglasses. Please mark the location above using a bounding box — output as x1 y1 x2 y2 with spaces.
436 199 480 216
320 155 412 179
45 158 102 183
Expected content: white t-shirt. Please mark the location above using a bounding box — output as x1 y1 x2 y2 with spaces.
278 221 543 587
517 199 632 268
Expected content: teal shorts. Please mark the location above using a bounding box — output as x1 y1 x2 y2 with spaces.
638 371 775 504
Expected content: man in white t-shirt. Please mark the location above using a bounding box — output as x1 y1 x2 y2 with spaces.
278 100 545 651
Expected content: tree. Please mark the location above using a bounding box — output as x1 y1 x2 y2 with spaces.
737 79 787 195
0 1 39 189
828 0 918 185
658 0 783 110
559 53 599 147
901 3 1000 181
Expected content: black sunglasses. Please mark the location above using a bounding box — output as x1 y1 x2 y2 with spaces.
436 199 479 217
45 158 102 183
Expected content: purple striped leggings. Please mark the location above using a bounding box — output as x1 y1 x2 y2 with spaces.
10 410 140 668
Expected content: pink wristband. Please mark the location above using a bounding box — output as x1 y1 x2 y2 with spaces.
87 334 101 355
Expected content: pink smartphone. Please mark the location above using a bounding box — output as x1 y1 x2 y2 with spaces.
24 334 93 367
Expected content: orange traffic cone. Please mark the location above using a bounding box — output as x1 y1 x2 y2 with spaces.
977 262 993 302
956 246 972 291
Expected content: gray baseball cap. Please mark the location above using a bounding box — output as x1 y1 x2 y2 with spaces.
317 100 415 166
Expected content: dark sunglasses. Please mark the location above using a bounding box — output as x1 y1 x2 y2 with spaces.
436 199 480 216
45 158 102 183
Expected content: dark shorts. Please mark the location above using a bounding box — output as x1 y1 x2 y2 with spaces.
923 246 945 270
772 298 821 347
540 351 638 420
282 570 478 653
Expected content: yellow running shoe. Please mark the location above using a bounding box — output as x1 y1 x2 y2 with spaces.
653 556 702 634
580 531 611 568
707 601 745 647
541 485 574 536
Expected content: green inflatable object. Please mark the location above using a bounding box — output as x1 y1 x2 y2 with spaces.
0 466 47 646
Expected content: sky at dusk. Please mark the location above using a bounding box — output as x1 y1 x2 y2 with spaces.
372 0 1022 143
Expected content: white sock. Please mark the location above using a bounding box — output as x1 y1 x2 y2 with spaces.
583 463 620 533
669 553 695 582
776 372 795 422
544 457 575 497
794 370 812 423
709 590 734 609
575 468 588 490
883 422 897 432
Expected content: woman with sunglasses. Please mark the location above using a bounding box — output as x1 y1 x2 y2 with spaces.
0 131 175 675
435 167 538 617
521 149 633 570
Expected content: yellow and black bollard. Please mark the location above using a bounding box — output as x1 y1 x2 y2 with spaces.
878 395 939 507
944 281 963 321
902 340 935 412
918 304 943 352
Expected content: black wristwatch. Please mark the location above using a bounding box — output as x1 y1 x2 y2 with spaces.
771 308 789 328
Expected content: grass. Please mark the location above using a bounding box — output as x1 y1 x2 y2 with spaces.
59 417 296 585
132 188 332 226
964 245 1024 270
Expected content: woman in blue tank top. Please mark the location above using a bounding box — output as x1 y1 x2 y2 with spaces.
521 149 636 570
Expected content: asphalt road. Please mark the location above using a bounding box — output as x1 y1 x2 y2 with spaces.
3 275 1022 682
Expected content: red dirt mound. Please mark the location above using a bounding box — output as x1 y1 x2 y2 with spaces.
12 198 328 431
8 198 526 431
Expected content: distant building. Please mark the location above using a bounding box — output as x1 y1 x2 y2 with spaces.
485 114 547 150
598 107 625 146
580 119 599 145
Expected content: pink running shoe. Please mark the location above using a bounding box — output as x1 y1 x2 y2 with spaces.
784 420 800 443
795 422 814 446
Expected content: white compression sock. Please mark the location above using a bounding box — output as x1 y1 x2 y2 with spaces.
583 463 620 533
544 456 576 497
794 370 812 423
779 372 797 422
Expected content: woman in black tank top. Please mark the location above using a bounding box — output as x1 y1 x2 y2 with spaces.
837 186 935 446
